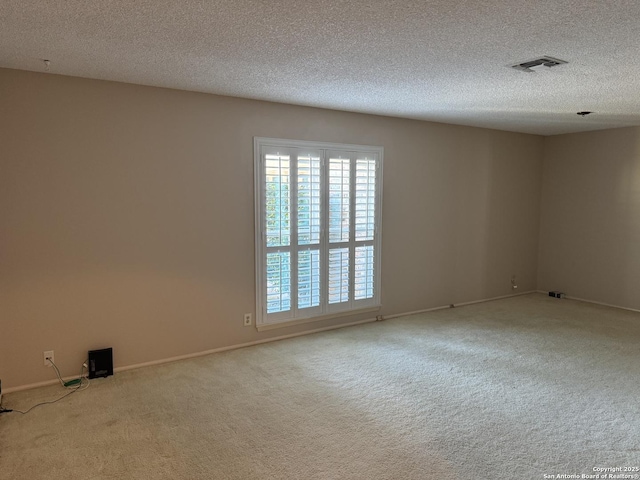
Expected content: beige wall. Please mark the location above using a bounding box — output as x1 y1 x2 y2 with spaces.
538 127 640 309
0 68 544 389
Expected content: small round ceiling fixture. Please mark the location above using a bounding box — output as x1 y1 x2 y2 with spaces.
576 111 592 116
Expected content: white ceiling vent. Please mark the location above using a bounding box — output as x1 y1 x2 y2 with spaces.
510 56 568 73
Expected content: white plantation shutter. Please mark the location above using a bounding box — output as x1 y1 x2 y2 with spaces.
354 158 377 301
295 152 323 317
263 152 292 321
328 153 351 310
255 138 382 328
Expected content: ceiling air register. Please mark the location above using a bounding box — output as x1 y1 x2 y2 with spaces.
510 56 568 72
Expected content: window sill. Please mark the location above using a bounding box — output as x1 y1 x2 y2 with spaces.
256 306 381 332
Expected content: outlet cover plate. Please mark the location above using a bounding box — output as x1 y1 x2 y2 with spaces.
44 350 54 366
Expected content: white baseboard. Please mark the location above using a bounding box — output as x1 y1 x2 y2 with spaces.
4 290 538 394
536 289 640 314
4 316 378 394
383 304 451 319
567 296 640 313
384 290 536 319
3 378 64 394
452 290 535 307
114 316 379 374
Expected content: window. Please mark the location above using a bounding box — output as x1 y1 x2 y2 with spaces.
254 137 383 329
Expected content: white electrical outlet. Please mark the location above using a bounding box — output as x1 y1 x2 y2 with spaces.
44 350 54 366
243 313 252 326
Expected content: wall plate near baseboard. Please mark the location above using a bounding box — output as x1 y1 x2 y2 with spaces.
549 291 565 299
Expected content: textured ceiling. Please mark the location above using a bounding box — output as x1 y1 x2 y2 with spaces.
2 0 640 135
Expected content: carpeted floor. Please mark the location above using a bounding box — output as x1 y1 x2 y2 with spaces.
1 293 639 479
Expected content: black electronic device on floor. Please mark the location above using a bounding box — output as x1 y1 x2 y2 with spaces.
88 347 113 379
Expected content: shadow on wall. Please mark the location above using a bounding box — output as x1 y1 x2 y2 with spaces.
538 127 640 309
450 131 541 302
619 130 640 303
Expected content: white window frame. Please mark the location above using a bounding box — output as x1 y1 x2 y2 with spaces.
254 137 383 330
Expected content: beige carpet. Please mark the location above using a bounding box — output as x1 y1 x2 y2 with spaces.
1 293 639 479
